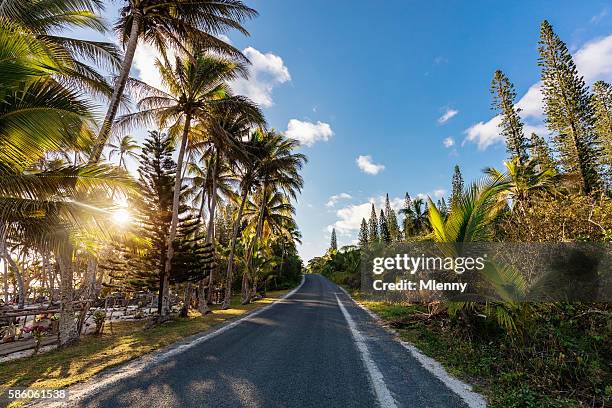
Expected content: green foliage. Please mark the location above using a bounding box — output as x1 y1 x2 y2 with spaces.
539 20 602 194
491 70 529 163
367 301 610 407
358 218 369 248
368 203 379 243
450 165 464 209
330 228 337 250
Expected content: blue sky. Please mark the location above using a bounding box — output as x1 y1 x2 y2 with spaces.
90 1 612 261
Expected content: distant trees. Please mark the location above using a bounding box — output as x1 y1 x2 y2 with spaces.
450 165 464 209
368 204 379 243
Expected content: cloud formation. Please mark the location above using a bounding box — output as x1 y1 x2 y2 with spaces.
326 193 352 207
356 155 385 175
285 119 333 146
438 108 459 124
464 35 612 150
230 47 291 107
443 137 455 148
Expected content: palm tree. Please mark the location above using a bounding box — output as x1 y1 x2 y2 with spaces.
108 135 140 169
221 130 306 308
90 0 258 162
484 157 557 213
116 52 262 314
242 188 297 299
0 0 121 98
240 132 306 303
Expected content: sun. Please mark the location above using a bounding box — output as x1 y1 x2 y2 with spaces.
112 209 131 226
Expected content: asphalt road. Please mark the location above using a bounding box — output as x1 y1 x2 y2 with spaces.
73 274 473 408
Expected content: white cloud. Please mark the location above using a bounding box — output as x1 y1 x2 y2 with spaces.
464 35 612 150
285 119 333 146
416 189 447 200
438 108 459 124
356 155 385 175
132 43 176 92
230 47 291 107
443 137 455 148
326 193 352 207
328 202 371 234
590 8 608 24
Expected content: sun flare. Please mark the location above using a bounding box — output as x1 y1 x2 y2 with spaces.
112 209 131 226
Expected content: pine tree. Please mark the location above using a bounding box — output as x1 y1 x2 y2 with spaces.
379 209 391 244
538 20 602 194
330 228 338 251
491 70 529 163
368 203 379 242
358 218 369 248
450 165 464 208
384 193 399 241
400 193 414 239
591 80 612 182
529 133 557 172
131 130 176 313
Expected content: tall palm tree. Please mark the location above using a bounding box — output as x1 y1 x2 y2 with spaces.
116 52 262 314
240 133 305 303
90 0 258 162
221 131 306 308
242 188 297 299
0 0 121 98
108 135 140 169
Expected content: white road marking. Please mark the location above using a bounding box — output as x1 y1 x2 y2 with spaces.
32 276 306 408
335 293 398 408
337 285 487 408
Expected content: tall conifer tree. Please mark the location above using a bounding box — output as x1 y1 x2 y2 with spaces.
491 70 529 163
330 228 338 251
384 193 399 241
538 20 601 193
358 218 369 248
379 209 391 244
530 133 557 172
368 203 379 242
591 80 612 182
450 165 464 208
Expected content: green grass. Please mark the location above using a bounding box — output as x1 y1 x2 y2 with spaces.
358 300 610 408
0 290 290 407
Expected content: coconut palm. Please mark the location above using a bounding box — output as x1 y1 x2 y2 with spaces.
0 0 121 98
242 188 297 299
240 132 306 303
484 157 557 213
115 52 262 314
221 130 306 307
108 135 140 169
90 0 258 162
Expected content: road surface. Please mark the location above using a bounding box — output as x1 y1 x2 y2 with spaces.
71 274 478 408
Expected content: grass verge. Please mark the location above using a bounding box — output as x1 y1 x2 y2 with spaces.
355 297 610 408
0 290 291 407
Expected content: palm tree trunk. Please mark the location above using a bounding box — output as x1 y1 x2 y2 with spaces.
89 11 143 163
3 257 8 303
202 152 219 299
0 235 24 309
57 246 78 346
221 185 249 310
161 113 192 316
241 184 266 304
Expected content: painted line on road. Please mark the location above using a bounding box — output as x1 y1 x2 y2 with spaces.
33 276 306 408
335 294 398 408
337 286 487 408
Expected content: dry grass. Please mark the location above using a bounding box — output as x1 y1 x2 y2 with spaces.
0 291 289 406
